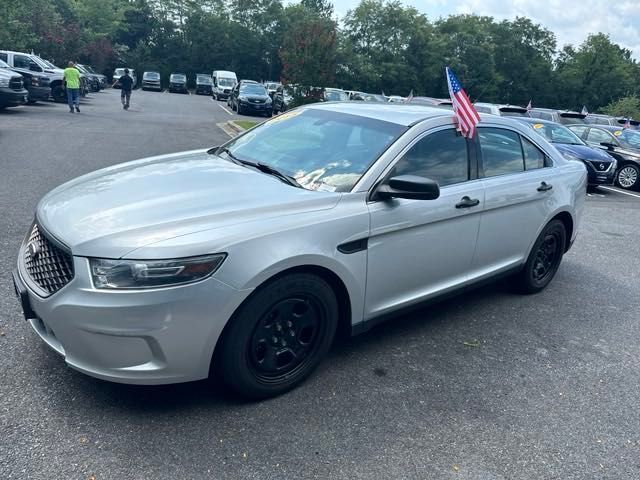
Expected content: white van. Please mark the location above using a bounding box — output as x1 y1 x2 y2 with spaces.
212 70 237 100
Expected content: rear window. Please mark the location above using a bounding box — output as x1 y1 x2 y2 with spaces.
170 74 186 81
479 128 525 177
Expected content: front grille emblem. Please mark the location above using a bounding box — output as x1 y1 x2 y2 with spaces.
600 163 605 170
28 241 41 260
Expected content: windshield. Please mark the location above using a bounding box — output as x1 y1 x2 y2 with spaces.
170 74 186 82
218 77 235 87
197 75 212 84
144 72 160 79
616 129 640 149
115 68 126 76
221 108 406 192
265 82 279 90
324 90 349 102
529 122 584 145
240 84 267 95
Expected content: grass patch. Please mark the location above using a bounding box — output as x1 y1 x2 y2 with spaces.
234 120 259 130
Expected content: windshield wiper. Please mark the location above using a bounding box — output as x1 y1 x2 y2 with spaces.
208 147 302 188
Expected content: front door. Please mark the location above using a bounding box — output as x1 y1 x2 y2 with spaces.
365 127 484 319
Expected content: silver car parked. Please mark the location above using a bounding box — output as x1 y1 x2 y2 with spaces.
13 103 587 399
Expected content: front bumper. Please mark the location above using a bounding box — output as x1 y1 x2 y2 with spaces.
142 82 162 91
585 163 616 185
0 87 28 107
15 254 252 385
196 86 212 94
26 85 51 101
239 101 272 113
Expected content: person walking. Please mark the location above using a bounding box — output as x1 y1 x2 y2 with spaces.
63 61 81 113
115 68 134 110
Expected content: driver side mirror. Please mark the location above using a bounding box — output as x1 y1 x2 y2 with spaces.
29 63 42 72
376 175 440 201
600 142 616 150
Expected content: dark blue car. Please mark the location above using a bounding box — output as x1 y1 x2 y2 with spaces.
515 118 616 187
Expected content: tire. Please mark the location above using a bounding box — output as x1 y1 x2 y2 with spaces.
615 164 639 190
237 104 243 115
514 219 566 294
215 273 338 399
51 85 66 103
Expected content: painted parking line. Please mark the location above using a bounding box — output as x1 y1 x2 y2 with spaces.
599 186 640 199
219 104 233 116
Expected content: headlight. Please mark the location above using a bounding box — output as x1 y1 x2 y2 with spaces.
610 159 617 171
90 254 226 290
265 97 272 104
0 78 9 88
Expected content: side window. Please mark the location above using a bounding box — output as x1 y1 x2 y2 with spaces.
479 128 524 177
522 137 546 170
14 55 31 69
391 128 469 187
587 129 615 144
0 53 7 62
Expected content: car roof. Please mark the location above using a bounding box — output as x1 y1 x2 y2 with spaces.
305 102 520 127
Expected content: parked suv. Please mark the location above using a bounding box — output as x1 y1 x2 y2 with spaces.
585 114 640 129
0 50 65 102
141 71 162 91
474 102 530 117
0 61 28 109
169 73 188 93
529 108 586 125
568 124 640 190
195 74 213 95
229 82 272 116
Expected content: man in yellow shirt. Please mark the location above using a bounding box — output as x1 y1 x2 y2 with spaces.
63 61 81 113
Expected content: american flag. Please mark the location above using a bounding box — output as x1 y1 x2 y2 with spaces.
581 106 589 115
446 67 480 138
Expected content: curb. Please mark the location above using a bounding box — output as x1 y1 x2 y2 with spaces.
227 120 245 135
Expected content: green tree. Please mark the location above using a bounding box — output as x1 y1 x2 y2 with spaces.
602 95 640 119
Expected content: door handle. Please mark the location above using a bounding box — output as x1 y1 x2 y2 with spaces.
537 181 553 192
455 196 480 209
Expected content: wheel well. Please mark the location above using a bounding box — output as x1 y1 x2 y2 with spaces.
50 79 62 87
210 265 353 375
552 212 573 252
263 265 353 341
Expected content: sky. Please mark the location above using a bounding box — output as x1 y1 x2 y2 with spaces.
331 0 640 58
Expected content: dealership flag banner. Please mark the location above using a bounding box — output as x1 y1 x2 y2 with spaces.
446 67 480 139
581 106 589 115
526 100 532 111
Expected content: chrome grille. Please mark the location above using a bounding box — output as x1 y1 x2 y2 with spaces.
23 224 74 295
587 160 612 172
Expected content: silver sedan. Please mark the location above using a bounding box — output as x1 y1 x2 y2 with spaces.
13 103 587 398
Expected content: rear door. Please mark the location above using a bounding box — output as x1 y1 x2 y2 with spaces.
470 127 555 279
365 127 485 319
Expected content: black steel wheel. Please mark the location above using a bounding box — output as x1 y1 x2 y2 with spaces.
515 219 566 294
215 273 338 399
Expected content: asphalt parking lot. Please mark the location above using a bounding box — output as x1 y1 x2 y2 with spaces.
1 90 640 480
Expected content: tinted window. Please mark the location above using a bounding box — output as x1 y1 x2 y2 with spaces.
14 55 32 69
391 129 469 187
0 53 7 62
522 137 546 170
587 129 615 144
479 128 524 177
530 111 554 121
474 105 493 114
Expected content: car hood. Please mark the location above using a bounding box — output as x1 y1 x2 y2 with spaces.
37 149 341 258
553 143 614 161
